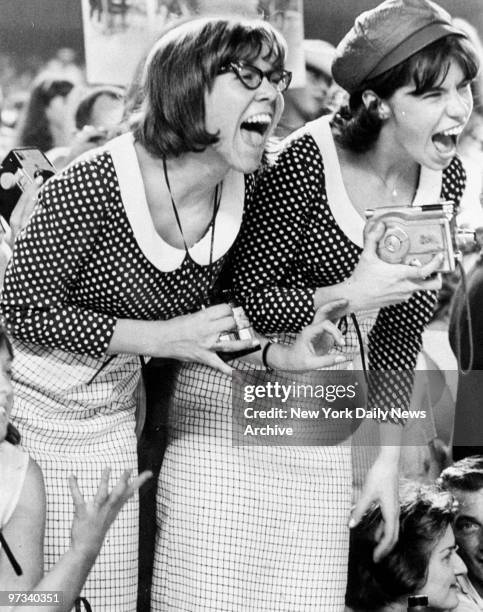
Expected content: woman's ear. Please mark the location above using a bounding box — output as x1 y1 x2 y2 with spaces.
361 90 390 120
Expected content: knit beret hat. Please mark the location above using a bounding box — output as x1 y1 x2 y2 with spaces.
332 0 466 93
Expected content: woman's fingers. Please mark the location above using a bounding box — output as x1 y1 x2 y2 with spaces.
130 470 153 493
312 299 348 324
68 474 85 508
311 318 346 347
213 337 259 353
201 350 234 375
401 252 444 280
309 353 349 368
9 176 43 240
94 467 112 504
203 303 235 319
416 273 442 292
362 220 385 254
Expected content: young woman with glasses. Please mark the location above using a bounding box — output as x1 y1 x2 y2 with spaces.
1 18 346 610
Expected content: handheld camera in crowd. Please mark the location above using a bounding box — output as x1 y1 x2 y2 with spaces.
365 202 476 273
0 148 55 223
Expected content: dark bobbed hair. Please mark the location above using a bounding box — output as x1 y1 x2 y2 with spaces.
15 73 75 152
439 455 483 492
332 34 480 153
75 85 124 130
0 326 19 446
346 484 455 611
131 17 286 158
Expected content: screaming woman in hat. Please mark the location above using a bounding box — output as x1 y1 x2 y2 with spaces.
224 0 478 606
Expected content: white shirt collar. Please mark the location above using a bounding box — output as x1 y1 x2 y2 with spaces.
105 132 245 272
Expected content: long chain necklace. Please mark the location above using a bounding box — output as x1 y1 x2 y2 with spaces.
162 157 222 307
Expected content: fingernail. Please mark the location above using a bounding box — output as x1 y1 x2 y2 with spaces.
335 356 347 363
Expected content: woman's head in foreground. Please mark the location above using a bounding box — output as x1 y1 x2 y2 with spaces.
331 0 479 165
132 17 289 172
346 484 465 611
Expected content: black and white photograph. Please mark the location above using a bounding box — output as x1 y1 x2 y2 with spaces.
1 0 483 610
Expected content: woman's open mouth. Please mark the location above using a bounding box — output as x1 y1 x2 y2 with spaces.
432 125 464 156
240 113 273 147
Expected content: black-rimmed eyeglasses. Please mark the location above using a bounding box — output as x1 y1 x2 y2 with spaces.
218 62 292 92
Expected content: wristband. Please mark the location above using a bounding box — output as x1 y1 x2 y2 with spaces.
261 340 275 371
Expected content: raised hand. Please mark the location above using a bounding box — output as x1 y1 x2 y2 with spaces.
68 467 152 561
268 299 350 371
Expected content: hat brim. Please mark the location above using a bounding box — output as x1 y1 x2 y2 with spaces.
367 22 467 81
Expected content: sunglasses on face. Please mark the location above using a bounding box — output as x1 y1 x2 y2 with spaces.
218 61 292 93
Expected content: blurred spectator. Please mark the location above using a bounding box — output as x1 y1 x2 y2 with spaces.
276 39 338 137
44 48 84 85
458 111 483 229
74 85 124 132
453 19 483 114
14 73 78 154
345 484 466 611
49 85 125 168
440 457 483 610
453 19 483 231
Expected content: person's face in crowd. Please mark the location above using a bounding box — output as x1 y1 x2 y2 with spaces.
45 88 80 142
452 488 483 593
382 58 473 171
89 94 124 131
285 64 332 122
415 525 466 610
204 50 284 174
0 343 13 444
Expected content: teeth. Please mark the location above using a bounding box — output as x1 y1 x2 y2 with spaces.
440 125 463 137
243 113 272 125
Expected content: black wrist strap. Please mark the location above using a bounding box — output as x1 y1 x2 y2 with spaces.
261 341 274 371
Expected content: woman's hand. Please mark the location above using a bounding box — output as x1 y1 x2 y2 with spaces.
8 175 44 244
350 448 400 562
159 303 259 375
340 221 443 312
268 299 350 370
69 467 152 562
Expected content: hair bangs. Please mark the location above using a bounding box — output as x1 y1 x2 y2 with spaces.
409 35 480 95
214 21 286 72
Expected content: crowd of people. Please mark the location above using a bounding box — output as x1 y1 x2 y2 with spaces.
1 0 483 610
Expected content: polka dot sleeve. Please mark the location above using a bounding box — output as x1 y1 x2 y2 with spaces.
231 139 320 334
1 158 117 357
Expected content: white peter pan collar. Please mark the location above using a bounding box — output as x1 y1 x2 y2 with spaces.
106 132 245 272
303 116 443 248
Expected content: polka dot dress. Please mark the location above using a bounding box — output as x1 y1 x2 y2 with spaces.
202 117 466 607
1 133 246 611
232 117 466 410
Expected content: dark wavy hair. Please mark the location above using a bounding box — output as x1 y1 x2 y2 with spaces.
345 484 455 610
0 326 19 445
131 17 286 158
15 73 75 152
332 34 480 153
74 85 124 131
439 455 483 492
